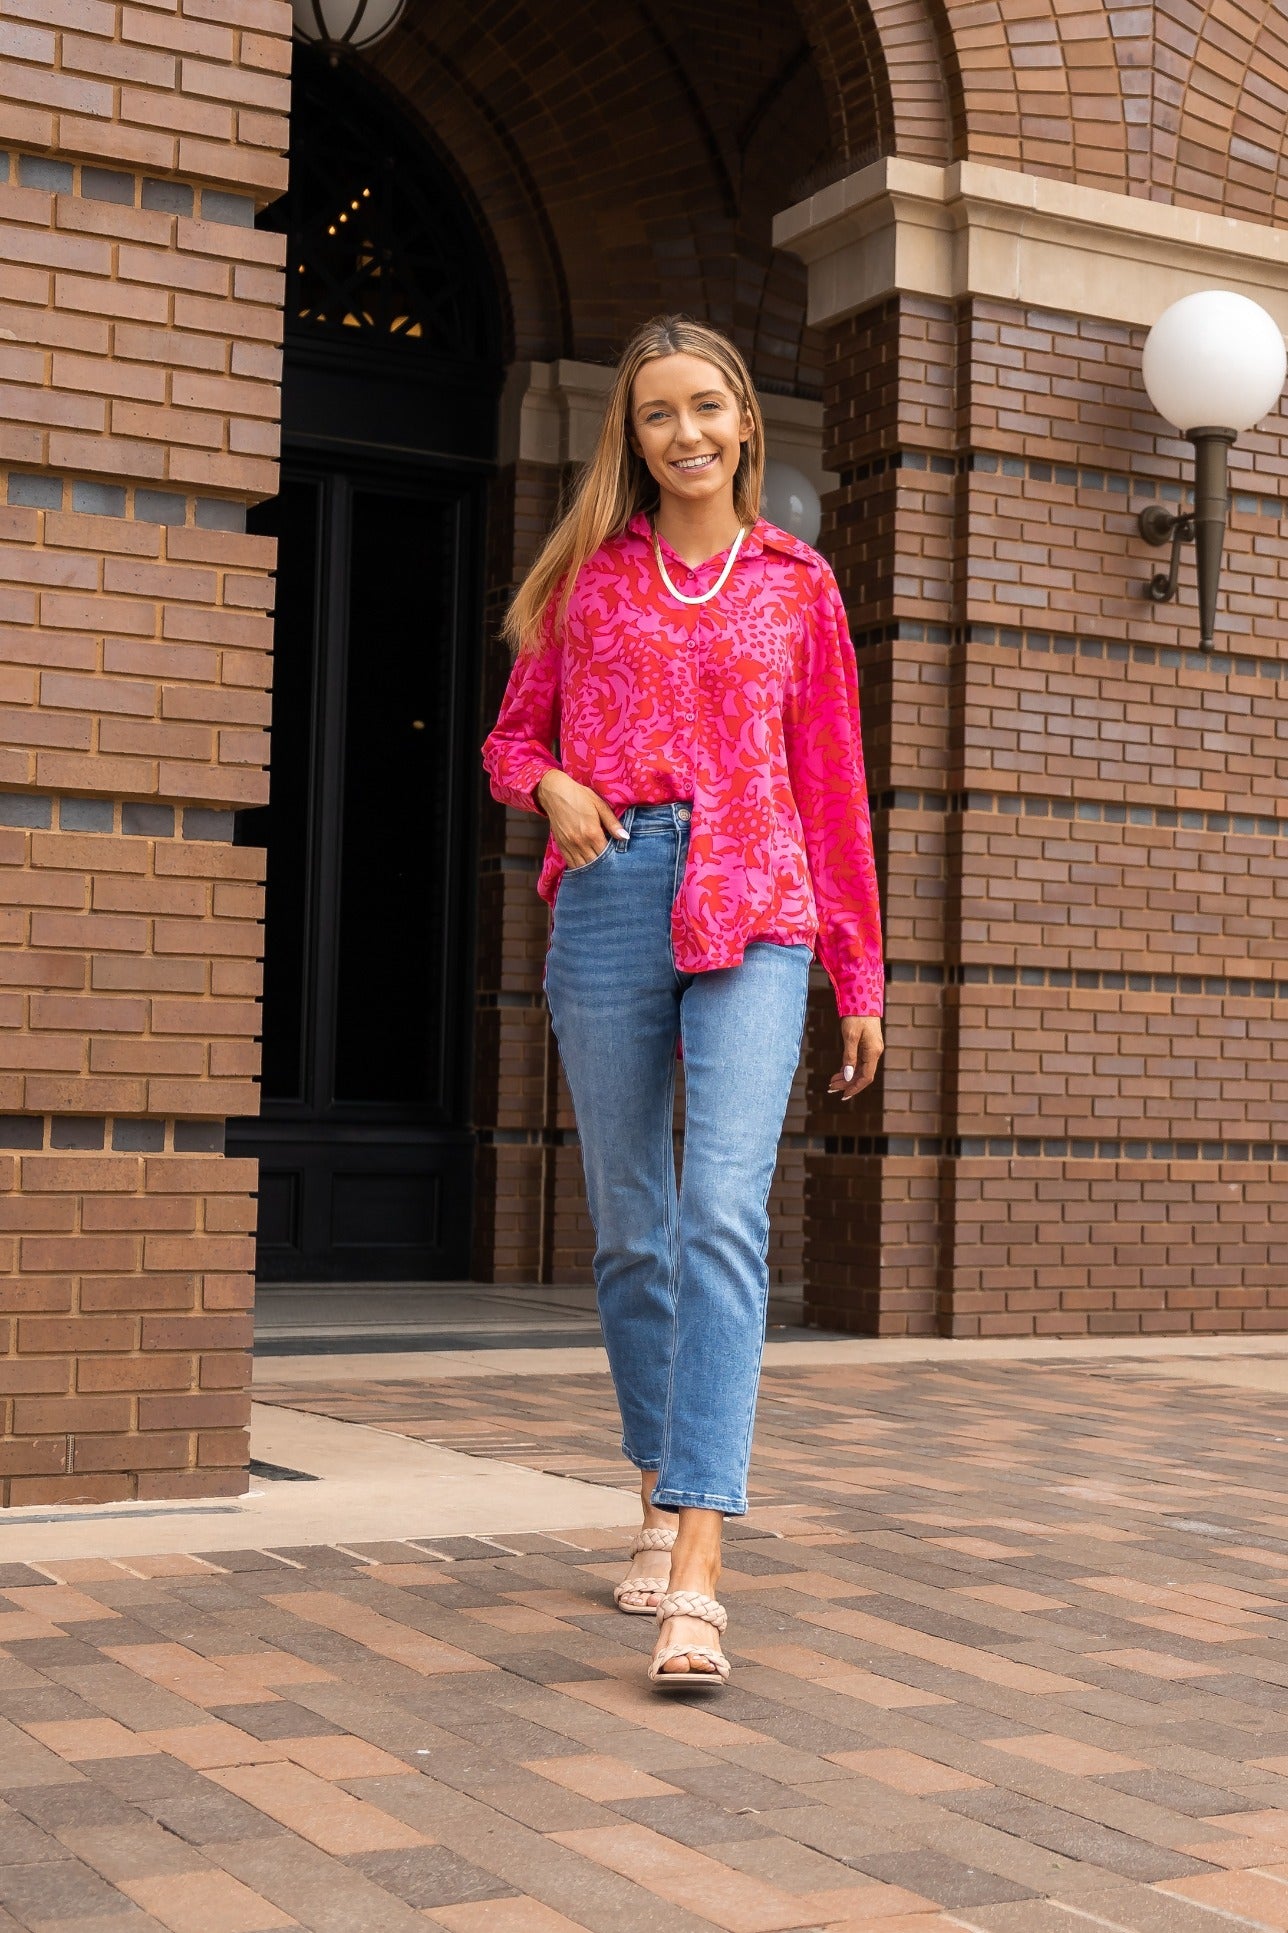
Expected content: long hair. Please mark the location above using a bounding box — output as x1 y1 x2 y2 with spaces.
504 315 766 653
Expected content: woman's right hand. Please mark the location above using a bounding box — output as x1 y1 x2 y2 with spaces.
536 770 629 868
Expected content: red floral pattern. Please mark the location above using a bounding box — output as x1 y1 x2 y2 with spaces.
482 512 884 1016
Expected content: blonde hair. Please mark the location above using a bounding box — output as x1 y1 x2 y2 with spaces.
504 314 765 652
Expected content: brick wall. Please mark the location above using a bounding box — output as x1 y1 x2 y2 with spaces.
811 292 1288 1337
0 0 289 1501
10 0 1288 1495
1 1142 255 1505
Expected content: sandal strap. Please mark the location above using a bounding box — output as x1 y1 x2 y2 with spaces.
649 1643 731 1682
656 1591 727 1633
632 1526 677 1555
614 1575 670 1602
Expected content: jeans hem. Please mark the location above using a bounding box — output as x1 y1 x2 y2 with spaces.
650 1488 747 1517
622 1446 661 1472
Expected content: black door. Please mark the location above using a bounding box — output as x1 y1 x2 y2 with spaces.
230 463 482 1280
229 47 503 1281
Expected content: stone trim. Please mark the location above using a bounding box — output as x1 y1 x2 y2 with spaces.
2 149 255 227
0 1117 226 1150
837 445 1284 518
871 790 1288 837
4 472 247 532
0 796 234 839
774 157 1288 328
855 618 1288 683
889 961 1288 1000
818 1134 1288 1162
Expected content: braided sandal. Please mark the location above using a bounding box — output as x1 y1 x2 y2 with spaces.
647 1590 731 1692
613 1525 677 1615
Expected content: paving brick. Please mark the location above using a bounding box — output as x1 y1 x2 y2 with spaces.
203 1762 428 1857
209 1834 459 1933
119 1868 293 1932
6 1360 1288 1926
205 1703 343 1743
345 1846 517 1909
0 1855 129 1922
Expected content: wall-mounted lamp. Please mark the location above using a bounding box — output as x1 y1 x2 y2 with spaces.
762 459 822 546
290 0 405 59
1139 290 1286 650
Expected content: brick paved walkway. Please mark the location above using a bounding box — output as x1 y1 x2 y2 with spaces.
5 1361 1288 1929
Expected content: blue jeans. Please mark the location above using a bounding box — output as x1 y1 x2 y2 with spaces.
544 802 811 1515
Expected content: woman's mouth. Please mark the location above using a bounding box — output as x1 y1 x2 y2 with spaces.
671 452 719 473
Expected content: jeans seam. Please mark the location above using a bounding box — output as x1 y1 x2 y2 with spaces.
732 952 809 1501
669 817 689 990
653 1034 681 1491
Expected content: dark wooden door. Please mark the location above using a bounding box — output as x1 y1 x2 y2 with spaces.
229 458 482 1280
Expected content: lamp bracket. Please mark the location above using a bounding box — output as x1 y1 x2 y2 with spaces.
1137 503 1194 604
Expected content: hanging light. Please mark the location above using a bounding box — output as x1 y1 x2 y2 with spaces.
291 0 406 59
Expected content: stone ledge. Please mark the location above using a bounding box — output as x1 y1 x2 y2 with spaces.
775 157 1288 329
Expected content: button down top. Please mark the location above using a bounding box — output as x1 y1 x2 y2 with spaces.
482 512 884 1016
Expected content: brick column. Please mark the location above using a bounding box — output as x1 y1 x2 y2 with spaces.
472 446 566 1285
777 159 1288 1338
0 0 290 1502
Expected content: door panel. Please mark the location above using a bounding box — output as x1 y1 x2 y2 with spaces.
333 488 459 1109
230 459 479 1282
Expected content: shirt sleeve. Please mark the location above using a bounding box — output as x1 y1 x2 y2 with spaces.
481 604 562 813
783 570 884 1017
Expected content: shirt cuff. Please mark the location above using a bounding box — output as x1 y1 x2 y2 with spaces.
495 752 560 813
829 956 886 1019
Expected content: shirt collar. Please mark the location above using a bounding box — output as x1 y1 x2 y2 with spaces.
625 510 815 566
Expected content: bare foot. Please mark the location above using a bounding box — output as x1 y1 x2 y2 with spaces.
618 1475 675 1610
655 1609 724 1674
654 1552 725 1676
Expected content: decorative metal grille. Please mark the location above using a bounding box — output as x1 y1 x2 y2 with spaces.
264 49 500 361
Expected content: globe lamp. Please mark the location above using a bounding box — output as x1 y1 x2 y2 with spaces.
1138 290 1286 649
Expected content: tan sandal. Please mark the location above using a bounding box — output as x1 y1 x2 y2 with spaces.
613 1525 677 1614
647 1590 730 1692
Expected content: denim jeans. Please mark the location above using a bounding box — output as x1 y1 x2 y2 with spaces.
544 802 811 1515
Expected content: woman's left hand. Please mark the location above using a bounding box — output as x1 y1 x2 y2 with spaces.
829 1015 884 1101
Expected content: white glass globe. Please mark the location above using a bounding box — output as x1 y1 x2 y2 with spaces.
292 0 404 49
762 459 822 545
1142 291 1286 435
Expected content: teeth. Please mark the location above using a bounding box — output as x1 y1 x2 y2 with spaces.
675 455 715 470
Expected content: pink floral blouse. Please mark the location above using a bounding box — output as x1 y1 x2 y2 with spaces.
482 511 884 1017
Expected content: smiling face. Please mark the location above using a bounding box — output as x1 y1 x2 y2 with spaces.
629 352 752 512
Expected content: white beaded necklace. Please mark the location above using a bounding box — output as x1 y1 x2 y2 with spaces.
651 519 748 606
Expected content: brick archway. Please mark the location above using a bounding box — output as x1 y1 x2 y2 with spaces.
796 0 951 167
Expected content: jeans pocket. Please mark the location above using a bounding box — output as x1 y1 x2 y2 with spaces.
563 838 615 876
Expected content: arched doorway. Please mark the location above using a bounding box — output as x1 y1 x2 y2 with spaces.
230 50 504 1283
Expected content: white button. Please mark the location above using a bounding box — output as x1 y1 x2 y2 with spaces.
677 807 691 822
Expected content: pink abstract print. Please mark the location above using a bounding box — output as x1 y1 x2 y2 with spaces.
482 513 884 1017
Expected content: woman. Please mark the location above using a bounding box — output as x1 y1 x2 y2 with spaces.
483 315 883 1691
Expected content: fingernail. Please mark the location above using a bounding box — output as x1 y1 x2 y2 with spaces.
843 1065 854 1081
